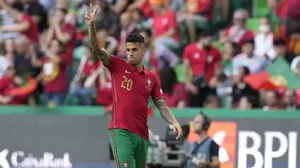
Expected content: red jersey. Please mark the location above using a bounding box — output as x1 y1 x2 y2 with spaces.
22 14 39 43
41 53 71 93
53 23 76 58
106 56 164 140
0 76 27 105
183 43 221 81
223 27 254 46
153 9 180 43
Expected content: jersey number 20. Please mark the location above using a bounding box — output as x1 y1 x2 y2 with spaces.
121 76 133 91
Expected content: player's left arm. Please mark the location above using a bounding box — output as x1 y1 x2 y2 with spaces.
209 140 220 168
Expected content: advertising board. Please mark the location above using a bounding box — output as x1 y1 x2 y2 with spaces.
0 115 298 168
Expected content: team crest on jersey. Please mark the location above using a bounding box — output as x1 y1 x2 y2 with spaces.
146 78 152 89
122 161 129 168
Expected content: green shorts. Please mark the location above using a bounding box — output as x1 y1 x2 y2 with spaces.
109 129 149 168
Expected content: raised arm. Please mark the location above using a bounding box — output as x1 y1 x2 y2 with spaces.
85 3 111 66
154 98 183 139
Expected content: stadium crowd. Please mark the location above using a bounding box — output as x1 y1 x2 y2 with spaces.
0 0 300 110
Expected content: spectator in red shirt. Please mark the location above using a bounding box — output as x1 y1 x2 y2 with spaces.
183 30 221 107
32 39 71 106
96 67 113 106
70 48 101 105
150 0 180 51
44 8 76 58
0 1 39 43
0 65 29 105
160 66 188 108
219 9 254 46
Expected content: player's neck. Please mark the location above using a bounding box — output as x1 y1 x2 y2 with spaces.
134 64 143 72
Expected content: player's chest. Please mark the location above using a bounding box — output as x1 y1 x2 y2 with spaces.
114 71 154 96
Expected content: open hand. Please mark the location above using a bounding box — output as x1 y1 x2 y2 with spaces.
85 3 99 25
172 122 183 140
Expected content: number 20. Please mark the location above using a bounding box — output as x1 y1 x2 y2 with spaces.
121 76 133 90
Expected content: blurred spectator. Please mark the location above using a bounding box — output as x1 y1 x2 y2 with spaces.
21 0 48 33
291 55 300 76
150 0 180 51
70 48 101 105
254 17 276 60
0 65 33 105
177 0 215 42
38 0 56 13
183 31 221 107
167 0 185 13
221 41 240 77
0 1 39 43
232 39 268 75
231 66 258 107
266 0 286 37
116 12 137 59
139 28 179 71
13 35 41 78
0 2 19 40
283 89 300 109
94 0 120 38
160 65 188 108
96 27 118 55
219 9 254 46
273 38 296 64
75 0 89 38
127 0 153 18
44 8 76 57
203 94 222 108
84 65 113 106
4 38 15 60
132 8 152 30
263 90 282 111
71 48 101 105
32 39 71 106
288 31 300 55
0 42 11 78
238 95 256 110
286 0 300 38
96 67 113 106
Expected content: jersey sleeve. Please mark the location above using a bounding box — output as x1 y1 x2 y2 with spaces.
210 140 220 161
151 74 164 102
105 55 126 72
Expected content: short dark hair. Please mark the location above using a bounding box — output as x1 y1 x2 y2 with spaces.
126 33 145 45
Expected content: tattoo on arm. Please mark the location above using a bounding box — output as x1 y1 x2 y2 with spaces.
88 24 111 66
155 98 177 124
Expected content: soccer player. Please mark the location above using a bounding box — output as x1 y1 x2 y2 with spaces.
85 3 183 168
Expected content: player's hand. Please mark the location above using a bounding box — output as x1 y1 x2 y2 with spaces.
85 3 99 25
172 122 182 140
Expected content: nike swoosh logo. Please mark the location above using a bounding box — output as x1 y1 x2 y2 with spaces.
125 70 131 74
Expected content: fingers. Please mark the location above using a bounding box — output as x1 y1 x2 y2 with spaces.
175 126 183 140
85 12 90 20
93 6 99 16
89 3 92 14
